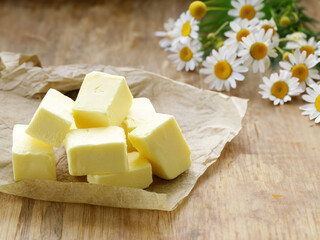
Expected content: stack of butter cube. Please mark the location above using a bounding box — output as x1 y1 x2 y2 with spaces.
12 71 191 189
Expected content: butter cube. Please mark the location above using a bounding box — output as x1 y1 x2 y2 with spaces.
26 88 74 147
73 71 133 128
64 126 128 176
120 123 136 152
87 152 153 189
12 124 56 181
124 97 156 132
129 113 191 180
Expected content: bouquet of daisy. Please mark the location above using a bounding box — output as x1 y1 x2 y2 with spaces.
155 0 320 123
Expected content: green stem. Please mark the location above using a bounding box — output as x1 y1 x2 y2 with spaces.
207 21 229 39
291 12 299 23
276 47 284 54
203 0 217 4
207 7 229 11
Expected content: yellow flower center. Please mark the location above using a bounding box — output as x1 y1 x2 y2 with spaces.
250 42 268 60
179 47 193 62
261 24 276 36
315 95 320 112
181 21 191 37
271 81 289 99
236 29 250 42
214 60 232 80
280 16 290 27
300 45 315 57
291 64 309 82
282 52 290 61
239 5 256 20
189 1 207 19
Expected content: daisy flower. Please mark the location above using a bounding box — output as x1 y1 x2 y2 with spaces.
297 37 320 58
285 32 307 49
170 11 199 46
257 18 279 46
200 46 248 91
228 0 264 21
299 84 320 123
224 18 259 50
155 18 176 50
279 50 320 90
168 39 203 71
238 29 278 73
259 70 302 105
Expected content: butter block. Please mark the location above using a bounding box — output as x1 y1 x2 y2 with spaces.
120 123 136 152
87 152 153 189
124 97 156 132
73 71 133 128
64 126 128 176
129 113 191 180
26 88 74 147
12 124 56 181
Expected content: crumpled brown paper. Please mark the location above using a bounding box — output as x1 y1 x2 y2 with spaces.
0 52 247 211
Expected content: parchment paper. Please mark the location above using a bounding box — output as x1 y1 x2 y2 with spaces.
0 52 247 211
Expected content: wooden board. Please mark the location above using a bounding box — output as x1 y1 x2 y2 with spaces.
0 0 319 239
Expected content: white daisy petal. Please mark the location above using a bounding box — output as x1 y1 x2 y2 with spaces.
177 62 185 71
299 103 315 111
200 68 213 75
230 21 241 32
274 98 280 105
252 61 259 73
268 50 278 58
279 61 292 70
289 53 296 65
310 111 319 120
228 9 239 17
309 69 320 79
259 60 265 73
233 72 245 80
189 60 196 71
255 4 264 10
204 75 215 83
315 115 320 123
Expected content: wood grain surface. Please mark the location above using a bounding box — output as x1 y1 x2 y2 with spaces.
0 0 319 239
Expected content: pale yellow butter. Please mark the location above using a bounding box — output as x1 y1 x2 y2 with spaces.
64 126 128 176
12 124 56 181
73 71 133 128
129 113 191 180
26 88 74 147
122 97 156 152
124 97 156 132
69 120 77 132
87 152 153 189
120 123 136 152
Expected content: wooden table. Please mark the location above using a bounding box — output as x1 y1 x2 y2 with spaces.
0 0 319 239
